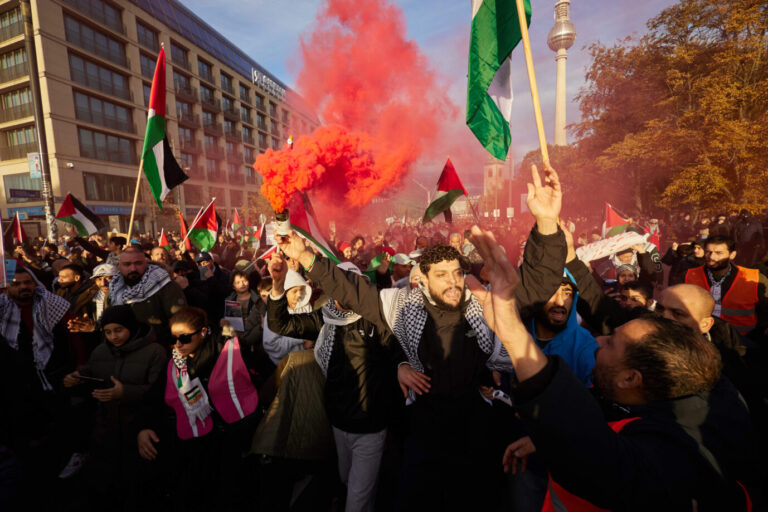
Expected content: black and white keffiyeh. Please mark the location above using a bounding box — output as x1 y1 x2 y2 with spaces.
0 285 70 389
109 264 171 305
314 299 362 375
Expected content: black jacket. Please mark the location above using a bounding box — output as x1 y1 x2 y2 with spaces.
267 293 398 433
514 357 757 510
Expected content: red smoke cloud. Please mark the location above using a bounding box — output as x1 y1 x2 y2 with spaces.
255 0 458 213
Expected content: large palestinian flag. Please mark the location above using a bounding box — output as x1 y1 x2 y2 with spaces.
56 193 104 236
140 46 188 209
423 158 468 223
602 203 630 238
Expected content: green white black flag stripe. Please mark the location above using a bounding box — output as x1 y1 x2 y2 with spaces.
466 0 531 160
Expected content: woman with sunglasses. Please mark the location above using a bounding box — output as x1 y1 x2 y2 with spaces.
136 306 260 510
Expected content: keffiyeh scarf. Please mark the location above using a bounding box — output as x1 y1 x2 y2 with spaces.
314 299 362 375
0 286 71 389
171 347 213 426
109 264 171 305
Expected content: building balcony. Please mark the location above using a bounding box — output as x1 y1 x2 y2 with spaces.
243 152 255 165
70 68 131 101
0 142 38 161
224 129 240 142
138 34 159 53
61 0 125 34
0 62 28 83
66 32 129 68
242 135 255 146
0 102 33 123
203 121 222 136
221 82 234 96
201 95 220 112
174 84 198 102
207 169 224 182
185 166 206 180
179 138 201 153
240 91 250 104
240 112 253 125
222 107 239 122
75 106 135 133
226 149 242 162
254 101 266 113
228 172 245 185
245 173 257 185
177 112 200 129
198 69 214 85
205 144 224 159
0 20 23 41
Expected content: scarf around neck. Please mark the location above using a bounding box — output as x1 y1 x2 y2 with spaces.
109 264 171 305
314 299 363 375
171 346 213 426
0 285 71 389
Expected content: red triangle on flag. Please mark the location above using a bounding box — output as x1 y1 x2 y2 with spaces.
178 212 192 251
436 158 468 195
148 47 166 117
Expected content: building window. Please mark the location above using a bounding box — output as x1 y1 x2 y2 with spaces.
61 0 123 33
0 7 21 28
170 41 188 68
200 85 214 104
271 137 279 149
184 184 203 204
69 54 130 100
240 106 251 122
270 119 278 133
201 111 214 126
179 151 193 169
224 120 235 135
225 141 236 155
205 158 216 174
220 73 233 93
78 127 136 165
0 48 26 68
230 189 242 207
1 88 31 108
221 95 233 112
143 83 151 107
140 53 156 80
239 84 249 102
269 102 277 117
258 132 266 148
64 16 127 67
197 58 213 83
176 101 192 117
136 21 158 52
83 172 138 202
255 94 264 111
282 110 289 124
172 70 190 91
243 147 254 162
74 91 132 133
178 127 193 144
5 126 36 146
4 173 41 204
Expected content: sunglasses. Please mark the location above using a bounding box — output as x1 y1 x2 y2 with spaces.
173 329 202 345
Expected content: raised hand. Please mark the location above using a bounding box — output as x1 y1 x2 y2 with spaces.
268 252 288 295
276 230 309 262
525 164 562 235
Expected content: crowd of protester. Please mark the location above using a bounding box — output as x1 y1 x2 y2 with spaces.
1 166 767 511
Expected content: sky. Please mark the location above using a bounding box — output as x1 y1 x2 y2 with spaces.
182 0 677 185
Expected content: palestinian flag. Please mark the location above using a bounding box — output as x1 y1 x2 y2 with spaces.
364 249 395 282
140 46 188 209
288 192 340 264
159 228 171 251
5 212 27 245
232 209 243 232
256 245 277 260
603 203 630 238
187 199 217 252
56 193 104 236
466 0 530 160
178 212 192 251
423 159 468 224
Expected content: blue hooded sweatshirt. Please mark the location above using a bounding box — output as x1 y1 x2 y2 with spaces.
527 270 597 386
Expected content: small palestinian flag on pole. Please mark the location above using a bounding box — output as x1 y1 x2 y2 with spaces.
186 198 217 252
603 203 630 238
232 209 243 233
56 193 105 236
178 212 192 251
423 158 469 224
288 192 340 264
159 228 171 251
5 212 27 245
140 45 188 209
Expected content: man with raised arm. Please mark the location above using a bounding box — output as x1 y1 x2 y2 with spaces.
276 165 566 510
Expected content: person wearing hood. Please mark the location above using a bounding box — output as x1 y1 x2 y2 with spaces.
136 306 261 511
62 305 166 508
262 267 315 365
266 254 399 512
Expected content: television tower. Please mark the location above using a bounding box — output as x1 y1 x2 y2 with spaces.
547 0 576 146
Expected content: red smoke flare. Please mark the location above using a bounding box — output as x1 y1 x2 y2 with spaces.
255 0 458 213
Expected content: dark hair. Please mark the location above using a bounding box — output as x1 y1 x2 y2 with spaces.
351 235 365 247
620 280 653 300
676 243 693 258
623 317 721 402
169 306 208 331
45 242 58 252
704 235 735 252
229 269 249 287
60 263 84 278
109 236 127 247
257 276 273 294
419 244 462 275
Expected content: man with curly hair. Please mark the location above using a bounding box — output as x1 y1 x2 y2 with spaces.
277 165 566 510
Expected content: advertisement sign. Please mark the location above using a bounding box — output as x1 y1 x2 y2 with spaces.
28 153 41 179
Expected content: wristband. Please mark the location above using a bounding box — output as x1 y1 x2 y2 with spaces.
304 253 316 273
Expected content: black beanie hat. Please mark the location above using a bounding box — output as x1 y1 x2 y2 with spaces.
100 305 140 339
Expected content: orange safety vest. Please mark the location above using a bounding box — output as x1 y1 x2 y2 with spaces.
541 417 753 512
685 265 759 335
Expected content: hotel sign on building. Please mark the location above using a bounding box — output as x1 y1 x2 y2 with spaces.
252 69 285 101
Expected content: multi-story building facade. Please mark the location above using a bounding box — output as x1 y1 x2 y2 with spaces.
0 0 317 236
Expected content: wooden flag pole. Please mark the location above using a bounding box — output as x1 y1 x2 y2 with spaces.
465 194 483 224
514 0 549 165
126 159 144 242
